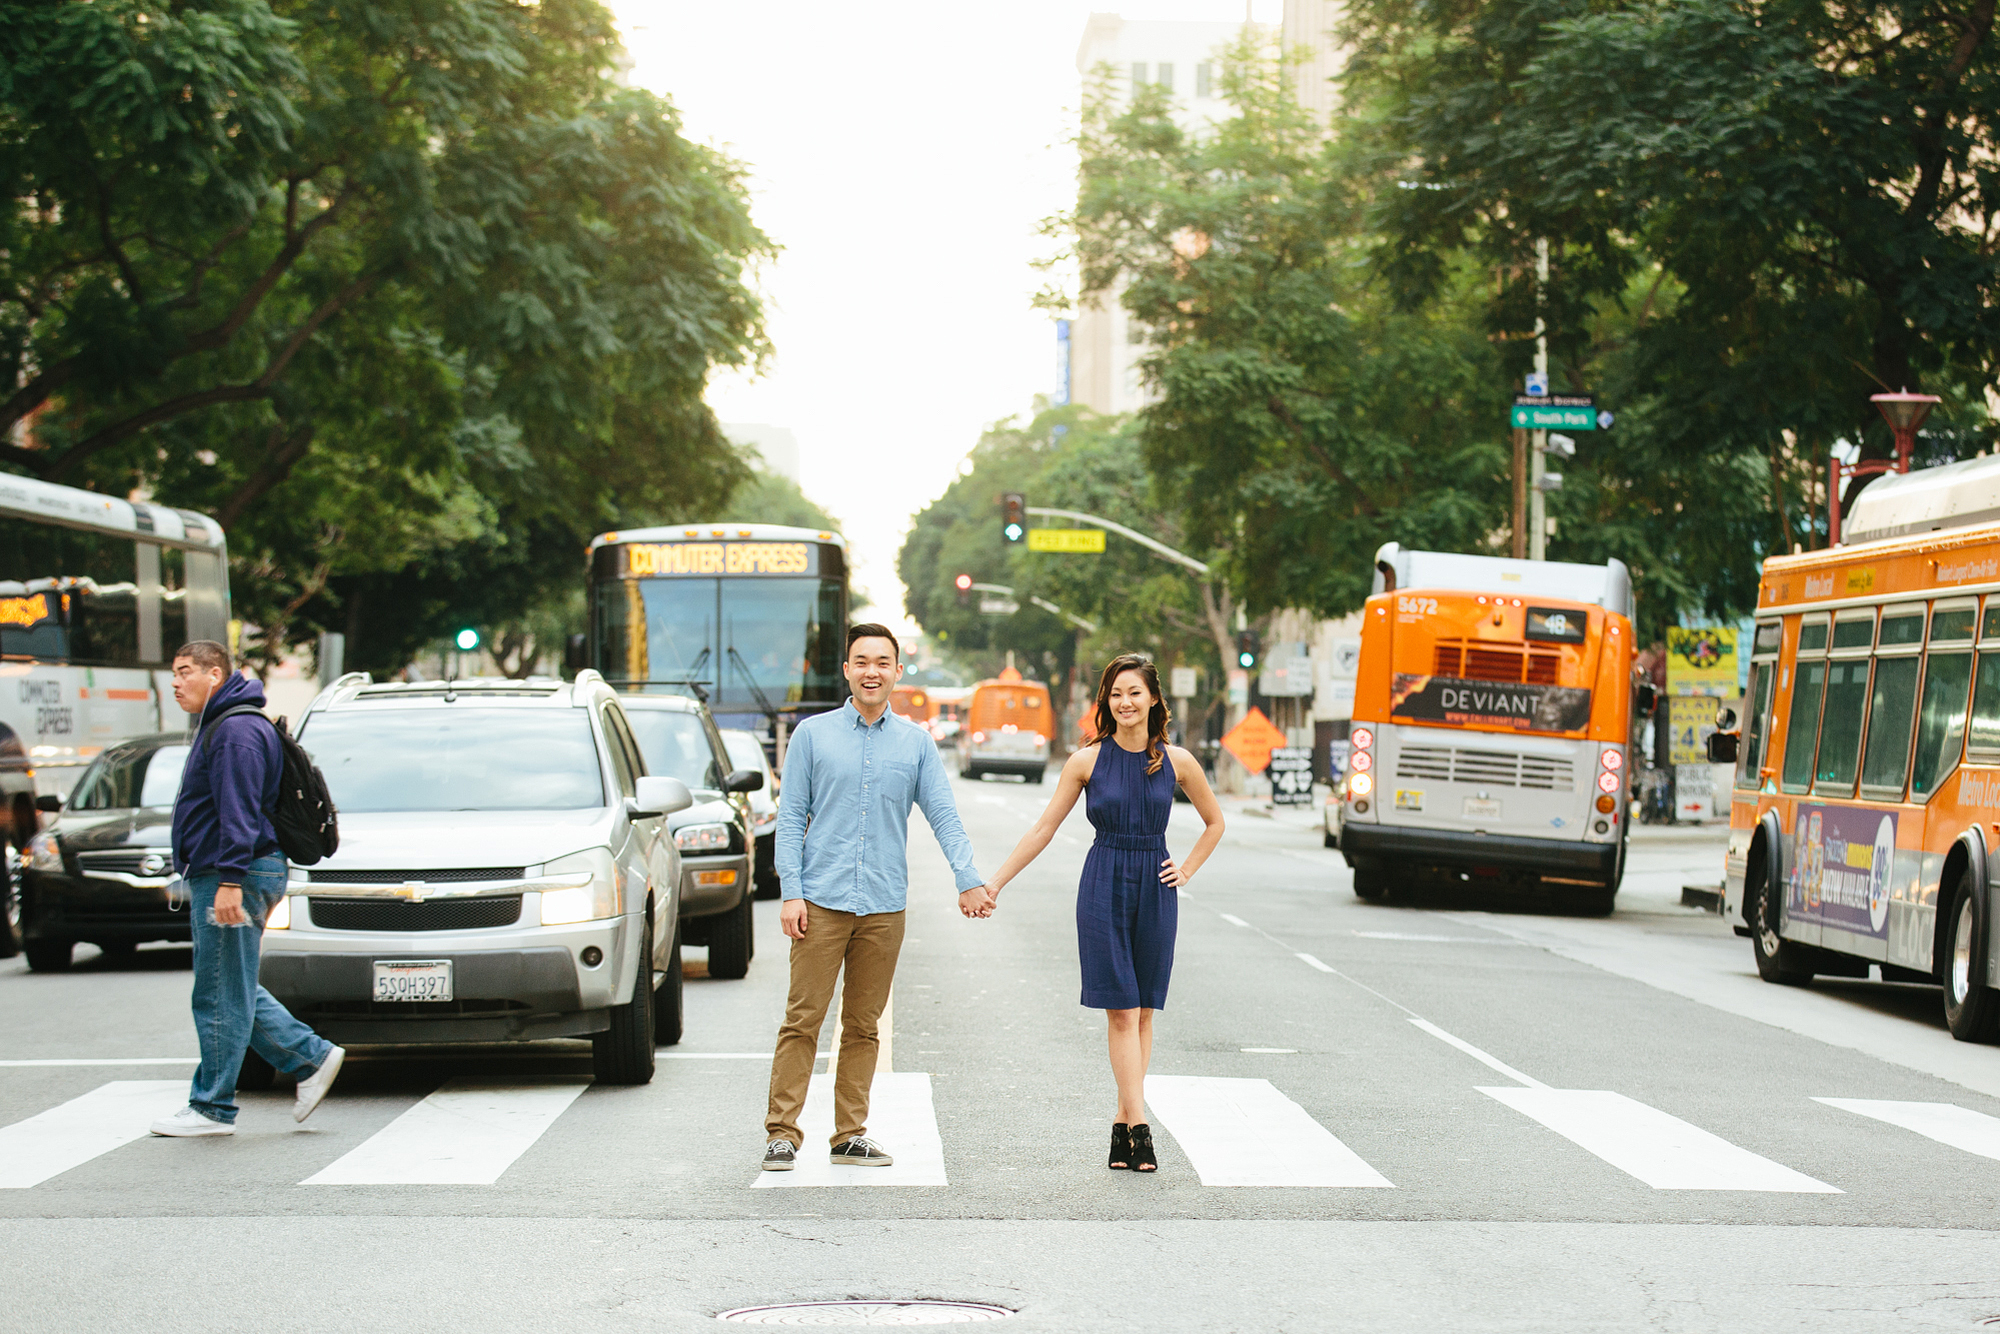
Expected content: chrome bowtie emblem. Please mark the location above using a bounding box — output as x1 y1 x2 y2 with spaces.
139 854 167 876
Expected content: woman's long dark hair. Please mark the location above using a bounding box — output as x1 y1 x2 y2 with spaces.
1092 654 1171 775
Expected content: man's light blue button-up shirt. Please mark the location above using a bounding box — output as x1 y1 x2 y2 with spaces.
774 700 983 915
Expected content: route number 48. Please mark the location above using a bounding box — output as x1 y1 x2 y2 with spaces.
1398 596 1438 616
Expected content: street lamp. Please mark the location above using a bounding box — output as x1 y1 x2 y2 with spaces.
1828 389 1943 546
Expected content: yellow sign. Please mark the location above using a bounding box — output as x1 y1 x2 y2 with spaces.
1027 528 1106 553
0 593 50 629
624 541 812 577
1665 626 1738 697
1220 706 1288 775
1667 696 1722 765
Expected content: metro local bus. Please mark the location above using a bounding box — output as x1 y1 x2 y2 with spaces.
1714 453 2000 1041
0 474 230 835
1338 544 1639 912
586 524 850 758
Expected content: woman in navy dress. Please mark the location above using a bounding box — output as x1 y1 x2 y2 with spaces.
986 655 1225 1171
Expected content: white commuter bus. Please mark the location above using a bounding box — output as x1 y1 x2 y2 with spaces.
0 473 231 846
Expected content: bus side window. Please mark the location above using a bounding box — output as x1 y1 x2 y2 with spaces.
1966 652 2000 762
1915 652 1976 796
1737 659 1776 787
1814 656 1872 792
1860 653 1921 796
1780 656 1828 794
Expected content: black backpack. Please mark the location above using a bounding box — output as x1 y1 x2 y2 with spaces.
201 705 341 865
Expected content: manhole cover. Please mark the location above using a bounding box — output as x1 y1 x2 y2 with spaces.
716 1301 1015 1325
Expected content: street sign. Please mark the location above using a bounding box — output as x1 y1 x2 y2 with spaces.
1220 706 1287 775
1524 372 1549 397
1027 528 1106 553
979 597 1019 615
1170 665 1198 698
1268 747 1314 805
1511 394 1598 431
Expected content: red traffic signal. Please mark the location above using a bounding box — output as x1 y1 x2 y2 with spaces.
955 573 973 590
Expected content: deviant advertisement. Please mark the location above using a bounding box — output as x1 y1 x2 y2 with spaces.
1787 804 1895 939
1391 674 1592 733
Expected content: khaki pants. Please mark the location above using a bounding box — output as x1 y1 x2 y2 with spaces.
765 901 906 1147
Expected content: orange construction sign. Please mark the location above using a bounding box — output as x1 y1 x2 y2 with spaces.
1220 707 1288 775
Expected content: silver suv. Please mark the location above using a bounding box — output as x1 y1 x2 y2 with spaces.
262 671 694 1085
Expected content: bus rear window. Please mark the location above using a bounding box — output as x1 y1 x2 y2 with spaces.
1524 608 1586 643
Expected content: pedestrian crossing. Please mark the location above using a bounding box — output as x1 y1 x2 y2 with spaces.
3 1068 1999 1193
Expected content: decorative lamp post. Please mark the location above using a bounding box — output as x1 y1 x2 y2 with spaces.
1828 390 1942 545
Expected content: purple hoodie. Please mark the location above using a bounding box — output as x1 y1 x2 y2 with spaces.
171 672 283 881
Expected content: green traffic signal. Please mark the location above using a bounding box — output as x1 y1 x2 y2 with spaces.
455 628 480 652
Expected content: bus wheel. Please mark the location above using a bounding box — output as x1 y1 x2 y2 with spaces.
1942 872 2000 1042
1750 850 1812 986
1351 858 1388 900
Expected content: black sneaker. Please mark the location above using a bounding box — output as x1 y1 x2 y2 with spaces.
829 1136 894 1166
762 1139 797 1171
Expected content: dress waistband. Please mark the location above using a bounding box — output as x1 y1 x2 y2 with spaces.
1093 831 1167 851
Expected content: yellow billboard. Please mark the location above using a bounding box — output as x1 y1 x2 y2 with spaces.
1665 626 1738 697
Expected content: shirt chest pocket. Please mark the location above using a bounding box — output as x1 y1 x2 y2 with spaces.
878 758 919 802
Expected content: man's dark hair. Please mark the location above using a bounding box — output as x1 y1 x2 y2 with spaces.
172 640 232 673
845 623 901 661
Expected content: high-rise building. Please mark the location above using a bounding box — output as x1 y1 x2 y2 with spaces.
1283 0 1346 131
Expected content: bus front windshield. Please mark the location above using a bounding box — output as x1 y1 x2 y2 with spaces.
596 576 843 706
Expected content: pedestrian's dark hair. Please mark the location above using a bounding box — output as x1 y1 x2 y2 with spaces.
846 623 901 661
172 640 231 674
1092 653 1171 775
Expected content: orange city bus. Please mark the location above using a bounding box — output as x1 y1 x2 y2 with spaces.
1715 454 2000 1041
1338 544 1638 912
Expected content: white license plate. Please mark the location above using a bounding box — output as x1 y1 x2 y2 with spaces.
1463 796 1503 821
373 960 453 1002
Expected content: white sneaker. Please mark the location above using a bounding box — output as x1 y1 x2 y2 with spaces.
150 1106 234 1137
293 1046 346 1123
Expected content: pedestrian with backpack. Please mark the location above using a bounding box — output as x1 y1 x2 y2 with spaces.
150 640 345 1137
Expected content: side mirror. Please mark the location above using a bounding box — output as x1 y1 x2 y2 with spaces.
1633 682 1659 719
1714 706 1739 731
629 775 693 818
34 794 61 813
724 767 765 794
1706 732 1740 764
564 633 589 674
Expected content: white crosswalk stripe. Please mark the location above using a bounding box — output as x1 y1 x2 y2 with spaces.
752 1073 947 1188
0 1080 189 1189
1481 1087 1840 1192
302 1078 590 1186
1815 1098 2000 1162
1143 1075 1393 1188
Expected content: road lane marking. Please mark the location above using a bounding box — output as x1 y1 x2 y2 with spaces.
0 1058 198 1067
1240 1047 1298 1053
302 1079 589 1186
1480 1087 1840 1192
1352 932 1529 944
1220 914 1249 927
1815 1098 2000 1161
1295 953 1335 973
0 1080 188 1188
751 1073 946 1188
1143 1075 1392 1188
1408 1020 1549 1088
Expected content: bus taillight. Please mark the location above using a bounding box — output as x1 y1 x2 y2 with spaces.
1352 728 1373 749
1596 770 1619 793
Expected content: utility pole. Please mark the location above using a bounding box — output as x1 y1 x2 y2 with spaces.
1529 236 1550 562
1511 429 1528 558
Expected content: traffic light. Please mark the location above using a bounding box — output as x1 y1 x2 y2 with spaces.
955 573 973 607
1235 628 1260 670
1001 492 1026 544
455 627 481 652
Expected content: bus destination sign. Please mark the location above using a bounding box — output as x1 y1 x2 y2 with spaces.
622 541 816 578
1390 673 1592 733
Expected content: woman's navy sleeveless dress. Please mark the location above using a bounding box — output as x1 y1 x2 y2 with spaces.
1076 740 1178 1010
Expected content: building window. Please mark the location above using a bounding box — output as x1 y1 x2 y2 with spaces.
1130 62 1147 85
1196 62 1212 97
1157 62 1174 92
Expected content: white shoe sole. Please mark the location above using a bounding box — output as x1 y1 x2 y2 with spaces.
761 1160 796 1172
829 1155 893 1166
150 1119 233 1138
294 1046 346 1123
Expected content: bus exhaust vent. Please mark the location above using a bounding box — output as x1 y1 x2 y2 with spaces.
1397 746 1575 792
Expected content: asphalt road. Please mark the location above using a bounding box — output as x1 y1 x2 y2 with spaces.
5 776 2000 1332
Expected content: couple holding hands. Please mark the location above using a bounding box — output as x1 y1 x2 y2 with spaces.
761 624 1225 1175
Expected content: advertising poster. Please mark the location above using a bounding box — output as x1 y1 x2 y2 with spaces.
1268 748 1314 805
1786 804 1895 939
1391 674 1591 733
1667 696 1721 765
1666 627 1739 697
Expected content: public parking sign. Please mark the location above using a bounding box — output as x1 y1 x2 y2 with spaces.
1511 394 1599 430
1268 747 1314 805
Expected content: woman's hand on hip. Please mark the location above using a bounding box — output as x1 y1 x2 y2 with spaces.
1158 857 1189 889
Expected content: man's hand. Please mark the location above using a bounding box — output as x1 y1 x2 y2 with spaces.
780 898 809 939
212 883 248 926
959 885 996 919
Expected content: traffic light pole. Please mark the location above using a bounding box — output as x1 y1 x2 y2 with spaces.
970 582 1098 634
1024 507 1210 574
1530 237 1549 562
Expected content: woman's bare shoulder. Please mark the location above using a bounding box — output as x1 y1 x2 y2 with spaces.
1068 744 1102 777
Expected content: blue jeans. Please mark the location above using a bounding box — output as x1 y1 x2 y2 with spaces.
187 854 331 1123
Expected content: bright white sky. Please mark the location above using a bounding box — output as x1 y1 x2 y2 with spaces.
612 1 1283 635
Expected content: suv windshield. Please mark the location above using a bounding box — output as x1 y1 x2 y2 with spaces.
301 710 604 812
69 743 189 810
625 710 721 791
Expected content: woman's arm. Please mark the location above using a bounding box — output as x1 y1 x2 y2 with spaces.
986 746 1095 901
1159 746 1225 888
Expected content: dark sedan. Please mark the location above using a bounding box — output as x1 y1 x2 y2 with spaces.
18 734 192 971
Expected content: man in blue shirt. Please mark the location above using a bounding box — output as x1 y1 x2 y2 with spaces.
762 624 990 1170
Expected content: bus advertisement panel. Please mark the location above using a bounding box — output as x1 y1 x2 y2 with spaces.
586 524 850 751
1712 452 2000 1040
1338 544 1636 912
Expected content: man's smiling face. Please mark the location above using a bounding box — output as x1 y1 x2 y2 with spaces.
843 636 902 712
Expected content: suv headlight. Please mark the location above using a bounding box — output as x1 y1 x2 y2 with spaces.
265 894 292 930
674 822 733 854
25 831 61 873
540 848 623 925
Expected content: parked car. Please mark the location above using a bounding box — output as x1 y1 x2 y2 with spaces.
618 694 764 979
273 672 693 1085
718 728 780 899
16 734 190 971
